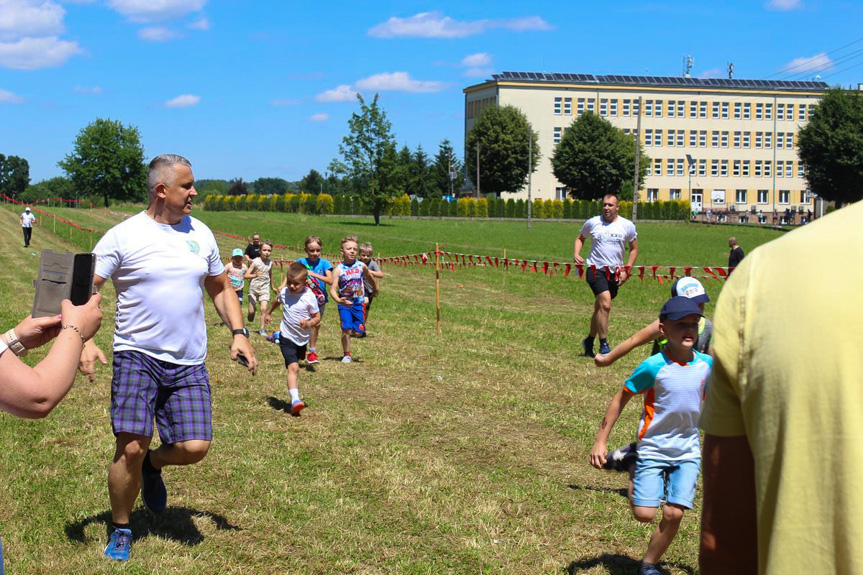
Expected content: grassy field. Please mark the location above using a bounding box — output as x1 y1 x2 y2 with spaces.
0 204 785 574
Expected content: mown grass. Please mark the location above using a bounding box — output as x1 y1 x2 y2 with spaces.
0 204 786 574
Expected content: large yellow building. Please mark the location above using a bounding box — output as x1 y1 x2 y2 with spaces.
464 72 828 215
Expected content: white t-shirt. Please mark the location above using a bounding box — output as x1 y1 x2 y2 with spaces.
94 211 225 364
277 287 320 346
579 215 637 270
20 212 36 227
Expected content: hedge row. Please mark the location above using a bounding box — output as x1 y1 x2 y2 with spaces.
203 193 690 221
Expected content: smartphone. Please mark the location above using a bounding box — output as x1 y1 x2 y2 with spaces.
236 352 249 367
32 251 96 317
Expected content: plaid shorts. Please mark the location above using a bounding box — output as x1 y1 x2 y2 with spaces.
111 350 213 443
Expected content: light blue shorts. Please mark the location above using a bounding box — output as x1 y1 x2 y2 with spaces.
631 457 700 509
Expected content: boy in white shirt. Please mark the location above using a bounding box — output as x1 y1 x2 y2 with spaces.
264 262 320 416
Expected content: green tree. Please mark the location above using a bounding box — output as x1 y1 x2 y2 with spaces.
227 178 248 196
0 154 31 198
299 170 325 194
253 177 290 195
797 88 863 206
58 118 146 207
409 145 431 198
395 145 413 195
465 105 540 196
551 112 648 201
21 176 73 204
339 94 398 225
430 139 462 199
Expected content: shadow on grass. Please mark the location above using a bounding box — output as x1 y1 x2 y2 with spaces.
568 483 628 498
336 220 394 227
323 355 361 363
65 507 241 546
567 555 694 574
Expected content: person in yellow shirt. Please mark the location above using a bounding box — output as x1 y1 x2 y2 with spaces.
699 200 863 574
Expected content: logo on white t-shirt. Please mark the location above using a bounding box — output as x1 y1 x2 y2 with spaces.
187 240 200 254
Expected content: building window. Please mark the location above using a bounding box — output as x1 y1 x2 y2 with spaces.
765 132 772 149
587 98 595 113
765 103 773 120
757 189 769 204
553 127 562 145
755 160 763 177
689 130 697 147
690 101 698 118
807 103 816 117
564 97 572 115
677 158 685 176
786 103 795 120
800 190 808 203
736 189 747 204
798 104 806 121
668 100 676 118
743 132 751 148
721 160 729 177
676 131 684 147
655 100 663 117
711 160 719 177
655 130 663 147
797 162 805 178
699 130 707 147
623 99 631 116
733 131 741 148
633 99 641 115
667 129 675 147
777 160 784 177
777 132 784 149
554 97 562 115
647 188 659 202
698 159 707 177
677 101 685 117
786 162 793 178
610 99 618 116
699 101 707 118
577 98 585 115
645 100 653 116
744 103 751 120
711 131 719 147
654 158 662 175
734 102 742 119
645 129 653 146
600 99 608 116
777 103 785 120
623 128 631 135
712 102 720 119
721 131 729 148
670 189 682 200
742 160 750 177
764 160 772 178
666 159 675 177
733 160 741 177
779 190 790 204
756 103 763 120
786 133 794 149
556 187 568 200
755 132 763 149
721 102 729 119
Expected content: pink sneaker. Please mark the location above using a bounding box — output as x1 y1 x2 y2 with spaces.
290 399 305 416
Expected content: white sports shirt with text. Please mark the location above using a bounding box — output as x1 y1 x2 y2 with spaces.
580 215 637 270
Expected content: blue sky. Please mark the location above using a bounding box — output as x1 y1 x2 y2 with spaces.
2 0 862 183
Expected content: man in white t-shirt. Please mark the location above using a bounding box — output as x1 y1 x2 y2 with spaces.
20 207 36 247
573 193 639 358
80 154 259 562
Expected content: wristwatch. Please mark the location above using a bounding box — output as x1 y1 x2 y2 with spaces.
232 328 250 338
3 329 28 357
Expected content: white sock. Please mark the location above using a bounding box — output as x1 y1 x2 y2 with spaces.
289 388 300 402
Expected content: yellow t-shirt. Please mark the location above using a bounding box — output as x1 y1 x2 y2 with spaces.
701 200 863 574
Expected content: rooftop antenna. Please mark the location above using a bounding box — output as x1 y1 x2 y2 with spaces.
727 62 734 79
683 55 694 78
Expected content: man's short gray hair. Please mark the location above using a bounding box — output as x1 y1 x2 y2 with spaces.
147 154 192 203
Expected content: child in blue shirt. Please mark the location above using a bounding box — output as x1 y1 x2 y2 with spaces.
295 235 332 364
589 296 713 575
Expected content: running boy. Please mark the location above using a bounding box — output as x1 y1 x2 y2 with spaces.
589 296 712 575
226 248 248 303
245 239 274 336
330 235 377 363
358 242 384 326
263 262 320 416
296 235 333 364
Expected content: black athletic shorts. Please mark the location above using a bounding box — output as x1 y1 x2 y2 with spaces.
279 338 307 367
586 266 620 300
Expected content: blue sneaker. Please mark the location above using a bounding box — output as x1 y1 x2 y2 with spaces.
290 399 306 416
639 561 662 575
141 451 167 513
599 341 612 355
581 338 595 358
104 528 132 561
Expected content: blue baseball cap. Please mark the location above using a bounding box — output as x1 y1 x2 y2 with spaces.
670 277 709 304
660 296 704 321
232 248 243 257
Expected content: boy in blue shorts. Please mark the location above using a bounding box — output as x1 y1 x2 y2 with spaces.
330 235 377 363
589 296 712 575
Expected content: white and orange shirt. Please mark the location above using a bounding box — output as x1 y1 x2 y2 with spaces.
624 350 712 462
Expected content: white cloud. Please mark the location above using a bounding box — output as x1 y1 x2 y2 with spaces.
368 12 552 39
0 88 26 104
766 0 803 10
107 0 207 23
187 17 209 30
0 0 66 41
0 36 83 69
164 93 200 107
460 52 491 68
316 84 358 103
309 113 329 122
74 85 102 94
138 26 181 41
355 71 447 93
782 52 833 75
271 98 303 107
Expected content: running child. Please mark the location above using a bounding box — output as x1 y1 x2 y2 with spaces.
330 235 377 363
589 296 712 575
358 242 384 327
226 248 247 303
296 235 333 364
263 262 320 416
244 239 274 336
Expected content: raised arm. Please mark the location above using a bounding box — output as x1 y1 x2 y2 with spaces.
595 319 661 367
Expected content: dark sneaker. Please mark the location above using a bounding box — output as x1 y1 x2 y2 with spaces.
581 338 595 358
290 399 306 416
639 561 662 575
141 451 167 513
599 341 612 355
104 528 132 561
602 442 638 473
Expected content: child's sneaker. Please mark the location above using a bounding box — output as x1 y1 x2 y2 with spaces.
341 355 352 364
307 351 319 364
599 341 612 355
638 561 662 575
104 528 132 561
290 399 305 416
266 330 281 343
257 328 267 336
602 442 638 473
581 337 595 358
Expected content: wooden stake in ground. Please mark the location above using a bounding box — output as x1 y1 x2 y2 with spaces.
435 242 441 336
502 248 507 305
